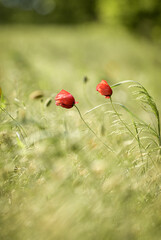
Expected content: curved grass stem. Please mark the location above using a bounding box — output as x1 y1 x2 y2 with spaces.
110 97 136 139
109 98 158 170
74 105 115 154
111 80 161 156
133 121 144 164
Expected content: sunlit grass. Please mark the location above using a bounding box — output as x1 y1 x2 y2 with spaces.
0 24 161 240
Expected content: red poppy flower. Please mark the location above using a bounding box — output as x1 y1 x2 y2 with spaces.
96 80 113 99
55 89 78 109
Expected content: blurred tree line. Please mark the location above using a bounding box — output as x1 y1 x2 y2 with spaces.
0 0 97 24
99 0 161 36
0 0 161 35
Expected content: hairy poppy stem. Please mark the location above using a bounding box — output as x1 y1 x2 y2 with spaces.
74 105 114 153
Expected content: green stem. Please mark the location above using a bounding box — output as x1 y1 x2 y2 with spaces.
111 79 161 157
157 113 161 157
110 98 136 138
85 102 158 138
110 98 158 170
74 105 115 154
133 121 144 166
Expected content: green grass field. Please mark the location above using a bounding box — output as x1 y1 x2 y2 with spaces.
0 24 161 240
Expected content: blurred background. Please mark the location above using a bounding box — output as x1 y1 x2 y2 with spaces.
0 0 161 105
0 0 161 37
1 2 161 240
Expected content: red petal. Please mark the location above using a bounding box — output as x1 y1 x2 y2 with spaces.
96 80 113 98
55 89 77 109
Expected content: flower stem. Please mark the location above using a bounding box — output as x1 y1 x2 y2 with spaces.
74 105 114 153
110 98 135 137
109 98 159 170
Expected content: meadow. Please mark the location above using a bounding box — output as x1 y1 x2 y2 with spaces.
0 24 161 240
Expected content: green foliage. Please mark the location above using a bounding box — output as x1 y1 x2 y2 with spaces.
98 0 161 36
1 0 161 37
0 0 97 24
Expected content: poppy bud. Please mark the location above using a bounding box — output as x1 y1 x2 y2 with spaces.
45 98 52 107
96 80 113 99
55 89 78 109
83 76 88 84
29 90 44 100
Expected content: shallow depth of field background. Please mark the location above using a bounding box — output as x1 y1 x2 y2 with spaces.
0 1 161 240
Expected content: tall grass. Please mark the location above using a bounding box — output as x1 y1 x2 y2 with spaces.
86 80 161 171
0 25 161 240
